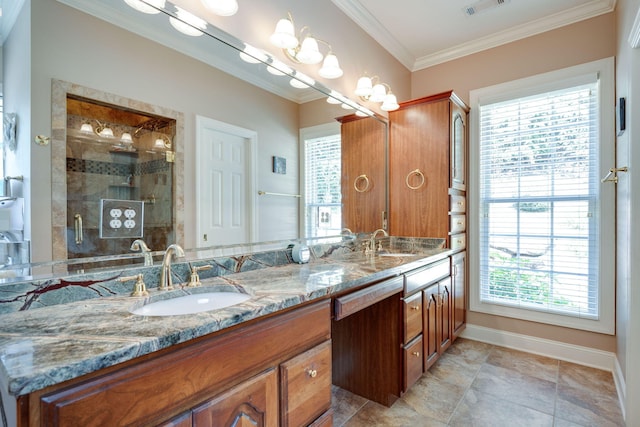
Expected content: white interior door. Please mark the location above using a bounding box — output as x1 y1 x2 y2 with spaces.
196 116 257 247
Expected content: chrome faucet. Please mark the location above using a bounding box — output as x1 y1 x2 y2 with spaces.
130 239 153 266
159 244 185 291
369 228 389 253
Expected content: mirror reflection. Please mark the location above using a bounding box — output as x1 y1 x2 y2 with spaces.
0 0 388 281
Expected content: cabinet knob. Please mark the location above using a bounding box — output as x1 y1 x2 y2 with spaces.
307 369 318 378
411 305 420 311
412 351 420 357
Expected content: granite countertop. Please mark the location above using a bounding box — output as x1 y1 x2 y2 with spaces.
0 246 451 398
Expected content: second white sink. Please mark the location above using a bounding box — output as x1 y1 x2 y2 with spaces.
131 292 251 316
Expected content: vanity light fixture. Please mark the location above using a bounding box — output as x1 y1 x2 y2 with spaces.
124 0 166 14
269 12 343 79
169 6 207 36
200 0 238 16
154 134 172 149
80 122 94 133
120 132 134 144
94 120 115 138
355 75 399 111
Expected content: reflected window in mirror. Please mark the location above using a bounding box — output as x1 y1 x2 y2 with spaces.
302 124 341 238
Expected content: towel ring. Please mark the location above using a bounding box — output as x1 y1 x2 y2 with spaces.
406 169 425 190
354 174 370 193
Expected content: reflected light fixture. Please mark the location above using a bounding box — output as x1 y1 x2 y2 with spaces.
169 6 207 36
200 0 238 16
154 134 172 149
94 120 114 138
124 0 166 14
239 44 268 64
80 122 94 133
355 75 399 111
120 132 134 144
269 12 343 79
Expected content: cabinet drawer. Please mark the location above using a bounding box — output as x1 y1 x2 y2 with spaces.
405 260 450 295
403 292 423 343
451 234 466 250
280 340 332 427
450 195 466 213
450 214 466 234
404 336 424 391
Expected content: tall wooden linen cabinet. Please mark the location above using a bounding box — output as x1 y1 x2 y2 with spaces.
389 90 469 341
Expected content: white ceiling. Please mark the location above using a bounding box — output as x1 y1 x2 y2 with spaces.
331 0 616 71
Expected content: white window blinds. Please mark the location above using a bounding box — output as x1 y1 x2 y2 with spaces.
304 134 342 237
478 79 601 319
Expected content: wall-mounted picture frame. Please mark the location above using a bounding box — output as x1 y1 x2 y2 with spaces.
272 156 286 174
3 113 17 152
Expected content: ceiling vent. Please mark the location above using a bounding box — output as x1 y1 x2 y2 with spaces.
464 0 511 16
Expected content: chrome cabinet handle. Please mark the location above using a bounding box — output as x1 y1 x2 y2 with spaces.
74 214 83 245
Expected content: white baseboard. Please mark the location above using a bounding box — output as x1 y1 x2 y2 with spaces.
460 324 616 371
613 356 627 421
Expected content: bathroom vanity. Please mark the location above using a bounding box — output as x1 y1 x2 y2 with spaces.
0 237 463 426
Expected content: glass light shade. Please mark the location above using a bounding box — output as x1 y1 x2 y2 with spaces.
326 91 343 104
266 59 291 76
270 18 298 49
355 110 368 117
169 7 206 36
239 45 268 64
200 0 238 16
80 123 94 133
154 138 166 148
120 132 134 144
381 93 400 111
318 54 343 79
99 127 114 138
124 0 166 14
295 37 323 64
289 78 308 89
370 84 387 103
341 103 354 110
354 76 373 97
326 96 341 104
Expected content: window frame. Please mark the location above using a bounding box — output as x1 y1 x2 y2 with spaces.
468 57 616 334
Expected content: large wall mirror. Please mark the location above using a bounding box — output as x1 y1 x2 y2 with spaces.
0 0 388 280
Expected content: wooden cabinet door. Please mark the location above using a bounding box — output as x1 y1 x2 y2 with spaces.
438 277 452 354
340 116 387 233
404 336 424 391
403 292 423 343
423 283 440 370
280 340 332 427
192 368 278 427
452 251 467 340
450 103 466 190
389 99 450 238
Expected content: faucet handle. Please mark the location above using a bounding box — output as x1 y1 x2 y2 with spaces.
118 274 149 297
187 265 213 287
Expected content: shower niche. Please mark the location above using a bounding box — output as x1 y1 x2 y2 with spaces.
65 95 176 260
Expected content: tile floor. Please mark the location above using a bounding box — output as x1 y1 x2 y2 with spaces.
331 338 625 426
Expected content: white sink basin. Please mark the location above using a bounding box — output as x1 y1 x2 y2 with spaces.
131 292 251 316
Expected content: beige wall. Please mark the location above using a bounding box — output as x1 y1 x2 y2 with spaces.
411 13 617 352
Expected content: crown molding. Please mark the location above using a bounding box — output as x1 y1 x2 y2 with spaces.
1 0 27 45
629 4 640 48
333 0 616 72
330 0 415 70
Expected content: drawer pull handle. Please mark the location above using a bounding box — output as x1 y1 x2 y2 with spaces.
412 351 420 357
307 369 318 378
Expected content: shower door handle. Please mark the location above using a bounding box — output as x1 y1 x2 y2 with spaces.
74 214 83 244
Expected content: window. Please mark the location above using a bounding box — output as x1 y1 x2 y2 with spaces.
469 58 615 334
301 123 342 238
